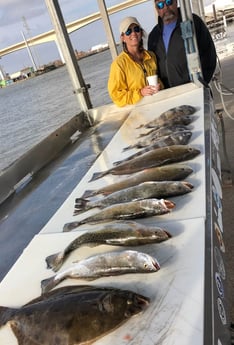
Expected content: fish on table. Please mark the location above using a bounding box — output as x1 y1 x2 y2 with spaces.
115 131 192 165
0 285 150 345
89 145 200 182
124 126 191 150
82 163 194 198
63 198 175 232
41 250 160 293
137 124 190 139
46 220 171 272
74 180 193 216
137 104 196 129
138 114 194 130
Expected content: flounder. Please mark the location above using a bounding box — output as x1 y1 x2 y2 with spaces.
0 285 150 345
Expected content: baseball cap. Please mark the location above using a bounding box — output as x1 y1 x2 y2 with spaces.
119 16 146 36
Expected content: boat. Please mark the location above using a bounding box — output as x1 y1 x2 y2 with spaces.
0 1 231 344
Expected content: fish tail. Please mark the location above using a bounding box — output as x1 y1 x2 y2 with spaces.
89 170 109 182
46 252 64 272
136 123 144 129
41 275 59 294
73 198 89 215
63 221 83 232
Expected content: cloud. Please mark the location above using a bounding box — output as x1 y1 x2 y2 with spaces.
0 1 47 27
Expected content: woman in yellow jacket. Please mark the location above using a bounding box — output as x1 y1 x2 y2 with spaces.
108 16 163 107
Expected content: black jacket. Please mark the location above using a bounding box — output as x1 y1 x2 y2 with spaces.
148 9 217 88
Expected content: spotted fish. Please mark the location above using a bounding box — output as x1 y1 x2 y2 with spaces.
82 164 193 198
90 145 200 182
63 198 175 232
74 180 193 215
46 220 171 271
41 250 160 293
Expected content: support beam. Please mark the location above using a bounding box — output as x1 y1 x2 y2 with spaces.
44 0 93 120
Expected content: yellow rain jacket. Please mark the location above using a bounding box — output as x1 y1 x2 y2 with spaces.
108 50 161 107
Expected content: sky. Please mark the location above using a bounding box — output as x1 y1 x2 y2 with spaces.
0 0 231 74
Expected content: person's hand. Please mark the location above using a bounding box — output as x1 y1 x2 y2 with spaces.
140 84 160 96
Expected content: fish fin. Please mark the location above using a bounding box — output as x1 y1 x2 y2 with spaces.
89 170 109 182
0 306 14 326
45 252 64 272
10 321 32 345
122 145 134 152
112 159 122 166
63 221 83 232
82 190 96 198
41 275 58 294
136 123 145 129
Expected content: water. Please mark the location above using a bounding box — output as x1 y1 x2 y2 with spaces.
0 23 233 173
0 49 113 172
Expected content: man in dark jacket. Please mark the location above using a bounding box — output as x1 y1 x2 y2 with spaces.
148 0 217 88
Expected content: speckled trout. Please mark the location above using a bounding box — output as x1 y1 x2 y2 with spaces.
115 131 192 165
46 220 171 271
0 285 150 345
63 198 175 232
41 250 160 293
83 164 193 198
90 145 200 182
74 181 193 215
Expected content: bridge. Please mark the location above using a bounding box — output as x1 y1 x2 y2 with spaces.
0 0 149 58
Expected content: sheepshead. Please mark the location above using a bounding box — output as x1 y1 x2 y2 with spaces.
90 145 200 181
83 164 193 198
138 124 189 139
63 198 175 231
0 285 150 345
74 181 193 215
137 105 196 129
41 250 160 293
140 114 194 129
124 125 190 150
46 220 171 271
115 131 192 165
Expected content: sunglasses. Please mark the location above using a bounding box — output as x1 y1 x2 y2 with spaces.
156 0 174 10
125 25 141 36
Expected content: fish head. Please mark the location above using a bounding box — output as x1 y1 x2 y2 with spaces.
187 145 201 158
104 290 150 319
140 252 160 272
179 131 192 143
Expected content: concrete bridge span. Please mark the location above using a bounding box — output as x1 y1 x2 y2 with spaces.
0 0 149 57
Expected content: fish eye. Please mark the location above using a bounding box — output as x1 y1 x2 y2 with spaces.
144 263 148 268
127 299 133 305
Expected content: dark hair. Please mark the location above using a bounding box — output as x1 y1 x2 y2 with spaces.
122 38 144 53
